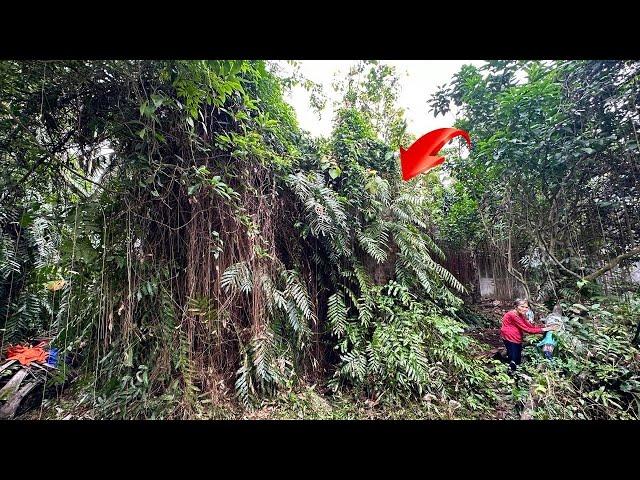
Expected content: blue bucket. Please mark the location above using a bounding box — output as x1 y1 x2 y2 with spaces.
47 348 59 367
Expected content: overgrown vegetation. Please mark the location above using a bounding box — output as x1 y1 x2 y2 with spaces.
1 60 639 419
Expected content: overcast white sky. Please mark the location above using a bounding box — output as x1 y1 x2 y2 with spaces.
281 60 487 138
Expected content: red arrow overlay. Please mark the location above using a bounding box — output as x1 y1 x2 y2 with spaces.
400 128 471 181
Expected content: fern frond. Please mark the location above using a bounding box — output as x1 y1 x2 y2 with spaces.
221 261 252 294
327 291 348 338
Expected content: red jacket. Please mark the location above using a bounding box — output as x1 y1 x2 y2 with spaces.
500 310 543 344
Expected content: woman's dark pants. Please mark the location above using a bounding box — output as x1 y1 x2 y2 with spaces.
503 340 522 373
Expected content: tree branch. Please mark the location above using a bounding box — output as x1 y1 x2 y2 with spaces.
535 231 582 279
584 246 640 282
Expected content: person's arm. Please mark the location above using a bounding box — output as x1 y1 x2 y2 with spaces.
513 314 544 334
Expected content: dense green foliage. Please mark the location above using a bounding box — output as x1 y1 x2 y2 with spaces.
1 60 639 419
430 60 640 299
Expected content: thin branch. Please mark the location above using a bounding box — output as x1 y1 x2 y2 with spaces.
584 246 640 282
535 231 582 279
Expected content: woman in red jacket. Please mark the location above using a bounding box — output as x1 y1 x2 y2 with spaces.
501 298 555 373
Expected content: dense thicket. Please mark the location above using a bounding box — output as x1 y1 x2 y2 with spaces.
1 60 639 419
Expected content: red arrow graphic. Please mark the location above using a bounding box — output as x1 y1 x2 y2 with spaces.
400 128 471 181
